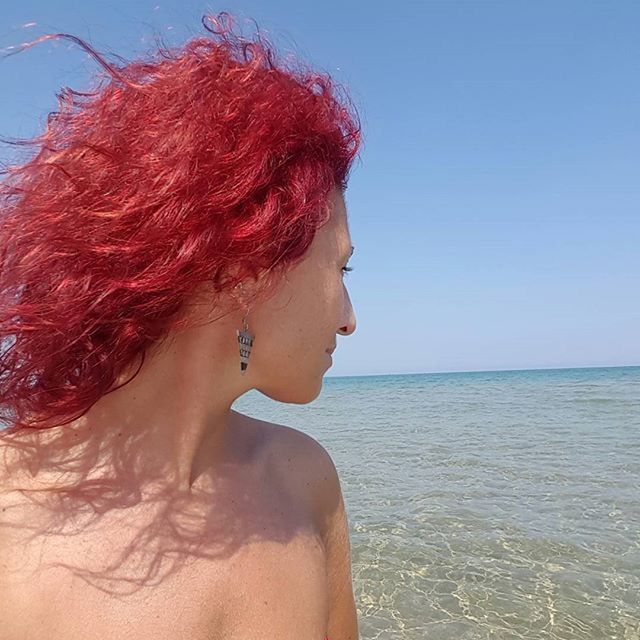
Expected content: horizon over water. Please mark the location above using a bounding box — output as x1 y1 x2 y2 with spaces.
326 363 639 379
235 364 640 640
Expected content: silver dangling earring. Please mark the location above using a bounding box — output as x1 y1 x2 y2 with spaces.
236 309 254 375
235 281 255 375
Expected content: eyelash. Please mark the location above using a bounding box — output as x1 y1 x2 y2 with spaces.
342 265 354 277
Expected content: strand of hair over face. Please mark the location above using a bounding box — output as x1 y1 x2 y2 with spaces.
0 11 362 432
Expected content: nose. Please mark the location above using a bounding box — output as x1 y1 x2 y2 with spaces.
338 290 357 336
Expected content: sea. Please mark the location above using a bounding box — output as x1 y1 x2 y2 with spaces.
234 365 640 640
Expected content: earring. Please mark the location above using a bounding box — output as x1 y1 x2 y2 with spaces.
234 282 255 375
236 308 255 375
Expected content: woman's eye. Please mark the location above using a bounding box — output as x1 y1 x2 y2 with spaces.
342 265 354 277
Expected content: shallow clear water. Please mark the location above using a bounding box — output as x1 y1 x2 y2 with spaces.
235 365 640 640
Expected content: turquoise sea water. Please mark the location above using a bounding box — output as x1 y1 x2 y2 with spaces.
235 365 640 640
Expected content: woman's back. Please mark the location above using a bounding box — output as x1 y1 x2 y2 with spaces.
0 415 331 640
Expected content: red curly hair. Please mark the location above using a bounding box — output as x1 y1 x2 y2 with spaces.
0 13 362 432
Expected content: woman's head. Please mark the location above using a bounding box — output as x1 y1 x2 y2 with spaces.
0 13 361 430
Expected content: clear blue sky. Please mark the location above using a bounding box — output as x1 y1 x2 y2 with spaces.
1 1 638 376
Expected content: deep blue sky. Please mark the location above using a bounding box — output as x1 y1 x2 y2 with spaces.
1 1 638 376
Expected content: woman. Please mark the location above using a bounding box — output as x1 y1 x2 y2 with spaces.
0 13 361 640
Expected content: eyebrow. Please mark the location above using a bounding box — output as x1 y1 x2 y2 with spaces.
348 245 355 257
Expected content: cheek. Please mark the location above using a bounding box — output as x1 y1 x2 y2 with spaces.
252 270 337 352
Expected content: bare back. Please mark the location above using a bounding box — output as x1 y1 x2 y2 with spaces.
0 414 330 640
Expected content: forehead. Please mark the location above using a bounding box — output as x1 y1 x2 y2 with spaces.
307 188 352 264
323 189 350 242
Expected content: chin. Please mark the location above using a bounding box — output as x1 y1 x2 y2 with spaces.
256 376 323 405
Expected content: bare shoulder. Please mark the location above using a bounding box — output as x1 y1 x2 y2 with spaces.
248 416 360 639
236 412 344 537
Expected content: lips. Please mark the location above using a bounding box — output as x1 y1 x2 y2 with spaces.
326 347 336 355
